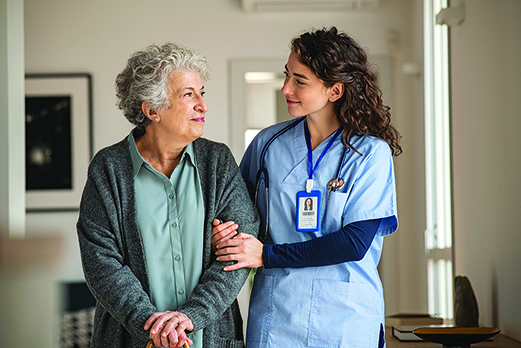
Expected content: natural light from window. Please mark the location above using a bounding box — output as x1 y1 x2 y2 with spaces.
424 0 453 320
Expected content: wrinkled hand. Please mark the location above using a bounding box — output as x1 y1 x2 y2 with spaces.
211 219 238 253
144 311 193 348
215 232 264 271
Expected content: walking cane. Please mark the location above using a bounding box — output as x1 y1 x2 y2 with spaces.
147 340 189 348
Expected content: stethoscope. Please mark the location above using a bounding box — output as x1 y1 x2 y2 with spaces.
254 116 348 240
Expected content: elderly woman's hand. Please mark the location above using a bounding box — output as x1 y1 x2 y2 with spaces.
211 219 238 252
145 311 193 348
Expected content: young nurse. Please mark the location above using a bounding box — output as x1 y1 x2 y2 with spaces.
212 27 402 348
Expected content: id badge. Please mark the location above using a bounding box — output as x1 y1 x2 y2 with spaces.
296 190 320 232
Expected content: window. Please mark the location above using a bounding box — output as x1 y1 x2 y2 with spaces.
423 0 453 319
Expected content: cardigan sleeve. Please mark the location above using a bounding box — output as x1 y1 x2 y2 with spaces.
76 148 156 343
176 140 260 332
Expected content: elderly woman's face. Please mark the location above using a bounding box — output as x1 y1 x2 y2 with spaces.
159 70 208 144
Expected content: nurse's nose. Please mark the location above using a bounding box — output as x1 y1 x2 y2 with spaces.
281 78 291 96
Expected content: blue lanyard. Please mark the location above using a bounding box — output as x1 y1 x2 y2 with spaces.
304 120 342 192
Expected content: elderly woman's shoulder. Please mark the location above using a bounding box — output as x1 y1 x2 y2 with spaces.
193 137 232 155
89 138 130 167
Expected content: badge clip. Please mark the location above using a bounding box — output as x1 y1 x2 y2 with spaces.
306 179 314 193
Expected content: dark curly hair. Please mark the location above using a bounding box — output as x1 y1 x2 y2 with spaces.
291 27 402 156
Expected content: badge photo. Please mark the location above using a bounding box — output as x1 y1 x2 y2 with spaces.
296 190 321 232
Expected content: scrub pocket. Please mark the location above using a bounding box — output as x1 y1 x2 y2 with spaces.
307 278 379 347
323 191 348 231
246 273 274 344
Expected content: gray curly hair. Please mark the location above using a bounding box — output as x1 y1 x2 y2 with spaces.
115 42 209 128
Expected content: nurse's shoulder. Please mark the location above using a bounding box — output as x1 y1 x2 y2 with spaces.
349 134 393 158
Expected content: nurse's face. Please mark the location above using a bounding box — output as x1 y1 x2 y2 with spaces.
281 51 333 119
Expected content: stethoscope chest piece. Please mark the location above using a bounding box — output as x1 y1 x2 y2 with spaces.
327 178 344 192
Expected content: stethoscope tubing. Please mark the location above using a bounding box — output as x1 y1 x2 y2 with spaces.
255 117 306 240
257 116 306 170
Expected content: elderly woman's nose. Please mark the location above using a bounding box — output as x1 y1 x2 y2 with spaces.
196 95 208 112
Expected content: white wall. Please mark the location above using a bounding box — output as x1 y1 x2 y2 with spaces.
0 0 25 238
450 0 521 340
0 0 425 347
379 0 428 317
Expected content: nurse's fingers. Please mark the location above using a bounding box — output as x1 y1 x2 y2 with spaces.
211 220 238 252
212 218 230 229
216 233 264 270
215 232 254 249
215 234 242 252
221 254 262 271
212 218 223 227
211 220 237 237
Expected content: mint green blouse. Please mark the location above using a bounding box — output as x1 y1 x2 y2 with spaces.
128 134 203 348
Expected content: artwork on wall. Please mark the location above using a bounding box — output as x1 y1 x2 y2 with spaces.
25 74 92 212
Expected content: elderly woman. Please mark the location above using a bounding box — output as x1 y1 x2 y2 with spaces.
76 43 259 348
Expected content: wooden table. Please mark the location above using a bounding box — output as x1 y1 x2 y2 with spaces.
386 327 521 348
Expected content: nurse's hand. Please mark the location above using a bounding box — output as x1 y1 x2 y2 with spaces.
211 219 238 252
215 233 264 271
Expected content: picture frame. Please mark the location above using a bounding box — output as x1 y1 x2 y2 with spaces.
25 73 92 212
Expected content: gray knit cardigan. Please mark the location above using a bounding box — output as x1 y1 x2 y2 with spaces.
77 132 259 348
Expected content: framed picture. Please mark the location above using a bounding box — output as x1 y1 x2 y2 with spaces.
25 73 92 212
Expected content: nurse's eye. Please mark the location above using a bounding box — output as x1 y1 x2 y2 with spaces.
183 92 193 97
295 79 305 85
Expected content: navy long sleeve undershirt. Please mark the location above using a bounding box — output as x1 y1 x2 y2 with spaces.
263 218 382 269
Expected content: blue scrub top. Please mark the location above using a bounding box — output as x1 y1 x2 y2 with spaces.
240 118 398 348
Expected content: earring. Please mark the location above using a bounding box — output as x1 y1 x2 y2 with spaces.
156 118 160 122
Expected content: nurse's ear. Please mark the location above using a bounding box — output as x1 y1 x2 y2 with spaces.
327 82 345 102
